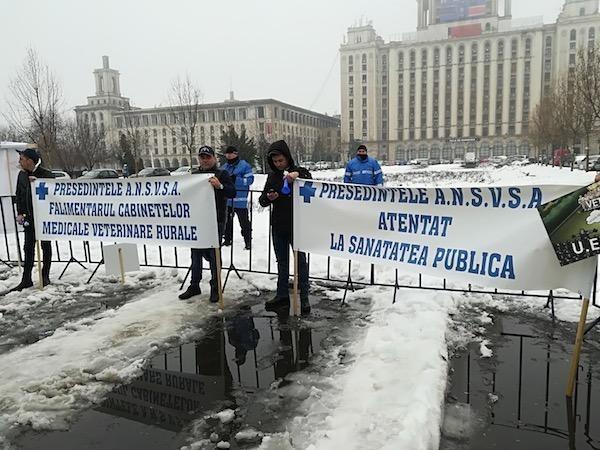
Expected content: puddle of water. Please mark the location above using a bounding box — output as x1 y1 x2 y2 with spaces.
14 297 334 449
442 313 600 450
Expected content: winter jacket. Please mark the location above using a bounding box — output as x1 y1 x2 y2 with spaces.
344 156 384 186
15 164 55 225
222 158 255 209
259 140 312 232
192 166 236 224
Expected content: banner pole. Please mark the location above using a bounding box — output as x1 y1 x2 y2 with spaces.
566 297 590 398
118 247 125 284
215 247 225 310
36 240 43 290
293 250 300 316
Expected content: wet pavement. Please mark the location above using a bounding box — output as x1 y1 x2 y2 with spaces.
442 311 600 450
14 292 371 450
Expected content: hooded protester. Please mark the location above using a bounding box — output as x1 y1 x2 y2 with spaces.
222 145 254 249
343 144 384 186
9 148 55 292
179 145 236 302
258 140 312 315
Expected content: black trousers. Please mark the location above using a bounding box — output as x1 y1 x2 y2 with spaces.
23 225 52 282
224 206 252 246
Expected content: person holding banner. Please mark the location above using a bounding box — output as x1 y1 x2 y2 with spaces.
9 148 55 292
344 144 384 186
179 145 235 301
222 145 254 250
259 140 312 315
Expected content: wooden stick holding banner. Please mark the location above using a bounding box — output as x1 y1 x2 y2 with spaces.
36 240 43 289
215 247 225 310
117 247 125 284
566 297 590 397
293 250 300 316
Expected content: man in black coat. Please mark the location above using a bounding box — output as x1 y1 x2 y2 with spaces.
259 140 312 315
10 148 55 292
179 145 236 302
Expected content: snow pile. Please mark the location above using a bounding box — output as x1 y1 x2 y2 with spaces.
479 340 493 358
0 278 232 440
276 287 454 450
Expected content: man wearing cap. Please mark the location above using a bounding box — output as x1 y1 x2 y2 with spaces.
343 144 384 186
179 145 236 301
9 148 55 292
222 146 254 249
258 140 312 315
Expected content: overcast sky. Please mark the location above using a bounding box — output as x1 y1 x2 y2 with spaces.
1 0 566 123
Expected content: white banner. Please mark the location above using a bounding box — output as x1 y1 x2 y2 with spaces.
293 179 597 295
0 143 25 197
32 175 219 248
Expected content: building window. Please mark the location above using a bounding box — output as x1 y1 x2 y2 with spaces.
398 51 404 70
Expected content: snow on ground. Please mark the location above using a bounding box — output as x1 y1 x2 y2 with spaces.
0 163 598 449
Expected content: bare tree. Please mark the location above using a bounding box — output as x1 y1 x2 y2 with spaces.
0 124 26 142
530 95 555 160
58 119 109 173
575 48 599 169
122 107 148 173
4 48 63 166
167 74 203 166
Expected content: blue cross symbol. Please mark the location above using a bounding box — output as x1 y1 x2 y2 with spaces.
299 181 317 204
36 182 49 200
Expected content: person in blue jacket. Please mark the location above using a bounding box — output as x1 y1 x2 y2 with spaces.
343 144 384 186
222 145 254 249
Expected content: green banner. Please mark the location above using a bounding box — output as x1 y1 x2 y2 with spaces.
539 182 600 266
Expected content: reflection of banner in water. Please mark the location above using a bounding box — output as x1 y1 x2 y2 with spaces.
539 182 600 266
293 180 596 294
97 367 225 432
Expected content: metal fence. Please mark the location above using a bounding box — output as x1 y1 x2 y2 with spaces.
1 191 598 315
450 328 600 449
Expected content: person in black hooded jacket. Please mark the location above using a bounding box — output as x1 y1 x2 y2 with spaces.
259 140 312 314
9 148 55 292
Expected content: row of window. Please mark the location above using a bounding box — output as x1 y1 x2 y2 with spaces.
395 140 530 159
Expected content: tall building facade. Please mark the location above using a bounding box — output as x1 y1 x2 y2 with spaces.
75 57 340 169
340 0 600 162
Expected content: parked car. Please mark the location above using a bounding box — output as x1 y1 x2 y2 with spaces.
315 161 331 170
51 170 71 179
130 167 171 178
79 169 120 179
428 158 441 165
576 155 600 171
301 161 317 171
409 158 429 166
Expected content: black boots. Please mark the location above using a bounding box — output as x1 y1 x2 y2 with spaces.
9 279 33 293
179 283 220 302
179 284 201 300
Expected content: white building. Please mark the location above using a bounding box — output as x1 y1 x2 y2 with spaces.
340 0 600 162
75 57 340 169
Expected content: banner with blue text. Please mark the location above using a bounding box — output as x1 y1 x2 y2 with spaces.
32 175 219 248
293 180 596 294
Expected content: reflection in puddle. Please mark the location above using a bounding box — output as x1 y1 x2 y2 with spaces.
442 313 600 450
15 302 326 449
